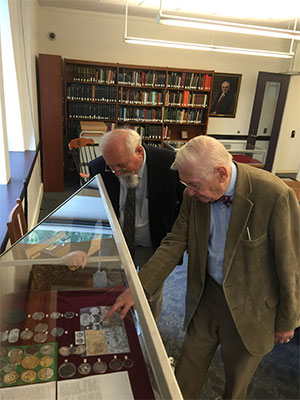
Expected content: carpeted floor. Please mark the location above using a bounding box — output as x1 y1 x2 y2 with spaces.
158 254 300 400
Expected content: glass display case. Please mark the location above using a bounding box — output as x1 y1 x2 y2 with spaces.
0 176 182 399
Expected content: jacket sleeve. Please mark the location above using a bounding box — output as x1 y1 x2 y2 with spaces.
270 188 300 331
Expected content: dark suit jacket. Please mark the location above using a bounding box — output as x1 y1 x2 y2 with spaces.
139 163 300 355
88 145 184 250
210 90 235 115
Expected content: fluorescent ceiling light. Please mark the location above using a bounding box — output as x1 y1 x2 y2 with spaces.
158 14 300 40
124 36 294 58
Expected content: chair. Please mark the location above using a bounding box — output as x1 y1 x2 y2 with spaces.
7 198 28 245
68 138 98 185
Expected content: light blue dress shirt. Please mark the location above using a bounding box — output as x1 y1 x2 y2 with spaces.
207 162 237 285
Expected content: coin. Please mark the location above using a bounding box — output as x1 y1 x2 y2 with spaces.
40 344 55 356
76 345 86 355
64 311 75 319
50 312 61 320
109 357 123 371
69 346 77 355
32 312 45 321
58 362 76 379
93 361 107 374
90 314 101 324
89 307 100 314
8 328 20 343
3 309 27 324
58 346 70 357
0 346 8 358
78 362 91 375
21 370 36 383
80 313 91 326
40 355 54 367
20 329 34 340
1 332 8 342
3 371 19 384
35 323 48 333
25 344 39 355
22 355 39 369
8 348 23 364
51 327 64 337
123 357 134 368
38 367 54 381
2 363 16 373
34 332 48 343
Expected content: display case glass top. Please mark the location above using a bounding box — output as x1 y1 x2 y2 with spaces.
0 177 182 399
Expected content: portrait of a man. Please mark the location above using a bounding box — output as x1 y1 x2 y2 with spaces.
210 73 241 118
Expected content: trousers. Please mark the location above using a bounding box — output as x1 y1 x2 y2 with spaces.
175 275 263 400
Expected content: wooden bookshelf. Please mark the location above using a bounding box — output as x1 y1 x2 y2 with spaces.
62 59 214 169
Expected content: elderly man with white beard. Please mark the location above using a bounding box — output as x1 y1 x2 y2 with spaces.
88 128 184 320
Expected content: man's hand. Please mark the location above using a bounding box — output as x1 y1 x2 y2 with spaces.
63 251 88 270
274 330 294 344
104 288 134 320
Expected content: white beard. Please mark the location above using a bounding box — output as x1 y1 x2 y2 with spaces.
119 173 139 188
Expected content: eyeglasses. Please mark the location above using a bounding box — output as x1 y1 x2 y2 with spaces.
180 180 202 191
105 162 130 174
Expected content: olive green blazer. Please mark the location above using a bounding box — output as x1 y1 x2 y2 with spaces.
139 163 300 356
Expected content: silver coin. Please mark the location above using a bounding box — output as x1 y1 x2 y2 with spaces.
58 346 70 357
75 331 85 345
32 312 45 321
93 361 107 374
50 312 61 320
123 358 134 368
8 328 20 343
51 327 64 337
2 363 16 373
40 344 55 356
92 323 101 331
69 346 77 355
1 332 8 342
35 323 48 333
78 362 91 375
80 313 91 326
90 314 101 324
64 311 75 319
33 332 48 343
25 344 39 355
20 330 34 340
76 345 86 355
89 307 100 314
58 362 76 379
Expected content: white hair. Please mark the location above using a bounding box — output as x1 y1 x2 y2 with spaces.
100 128 142 155
171 136 232 178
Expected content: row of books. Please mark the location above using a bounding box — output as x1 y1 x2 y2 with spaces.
65 64 117 84
119 88 164 105
67 84 117 102
163 140 187 149
67 103 116 120
67 120 81 138
165 91 208 107
130 125 162 140
164 108 204 123
118 107 163 122
118 70 166 87
167 72 212 90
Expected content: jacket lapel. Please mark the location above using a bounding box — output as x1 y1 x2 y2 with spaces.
223 164 253 281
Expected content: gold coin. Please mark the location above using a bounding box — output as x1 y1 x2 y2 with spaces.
8 348 23 364
21 370 37 383
40 355 54 367
21 355 39 369
38 367 54 381
4 371 19 384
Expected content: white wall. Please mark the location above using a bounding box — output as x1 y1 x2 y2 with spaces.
35 5 298 173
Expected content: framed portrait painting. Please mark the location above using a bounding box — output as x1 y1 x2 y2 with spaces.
209 73 242 118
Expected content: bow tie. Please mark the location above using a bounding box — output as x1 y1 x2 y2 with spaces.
218 195 232 207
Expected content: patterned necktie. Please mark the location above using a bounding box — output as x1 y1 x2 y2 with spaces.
123 187 136 259
218 195 232 207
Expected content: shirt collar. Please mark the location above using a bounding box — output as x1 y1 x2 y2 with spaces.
225 161 237 198
138 146 146 180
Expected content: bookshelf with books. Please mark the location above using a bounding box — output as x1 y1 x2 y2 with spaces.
62 59 214 173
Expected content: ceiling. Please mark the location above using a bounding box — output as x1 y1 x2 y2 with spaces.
39 0 300 30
